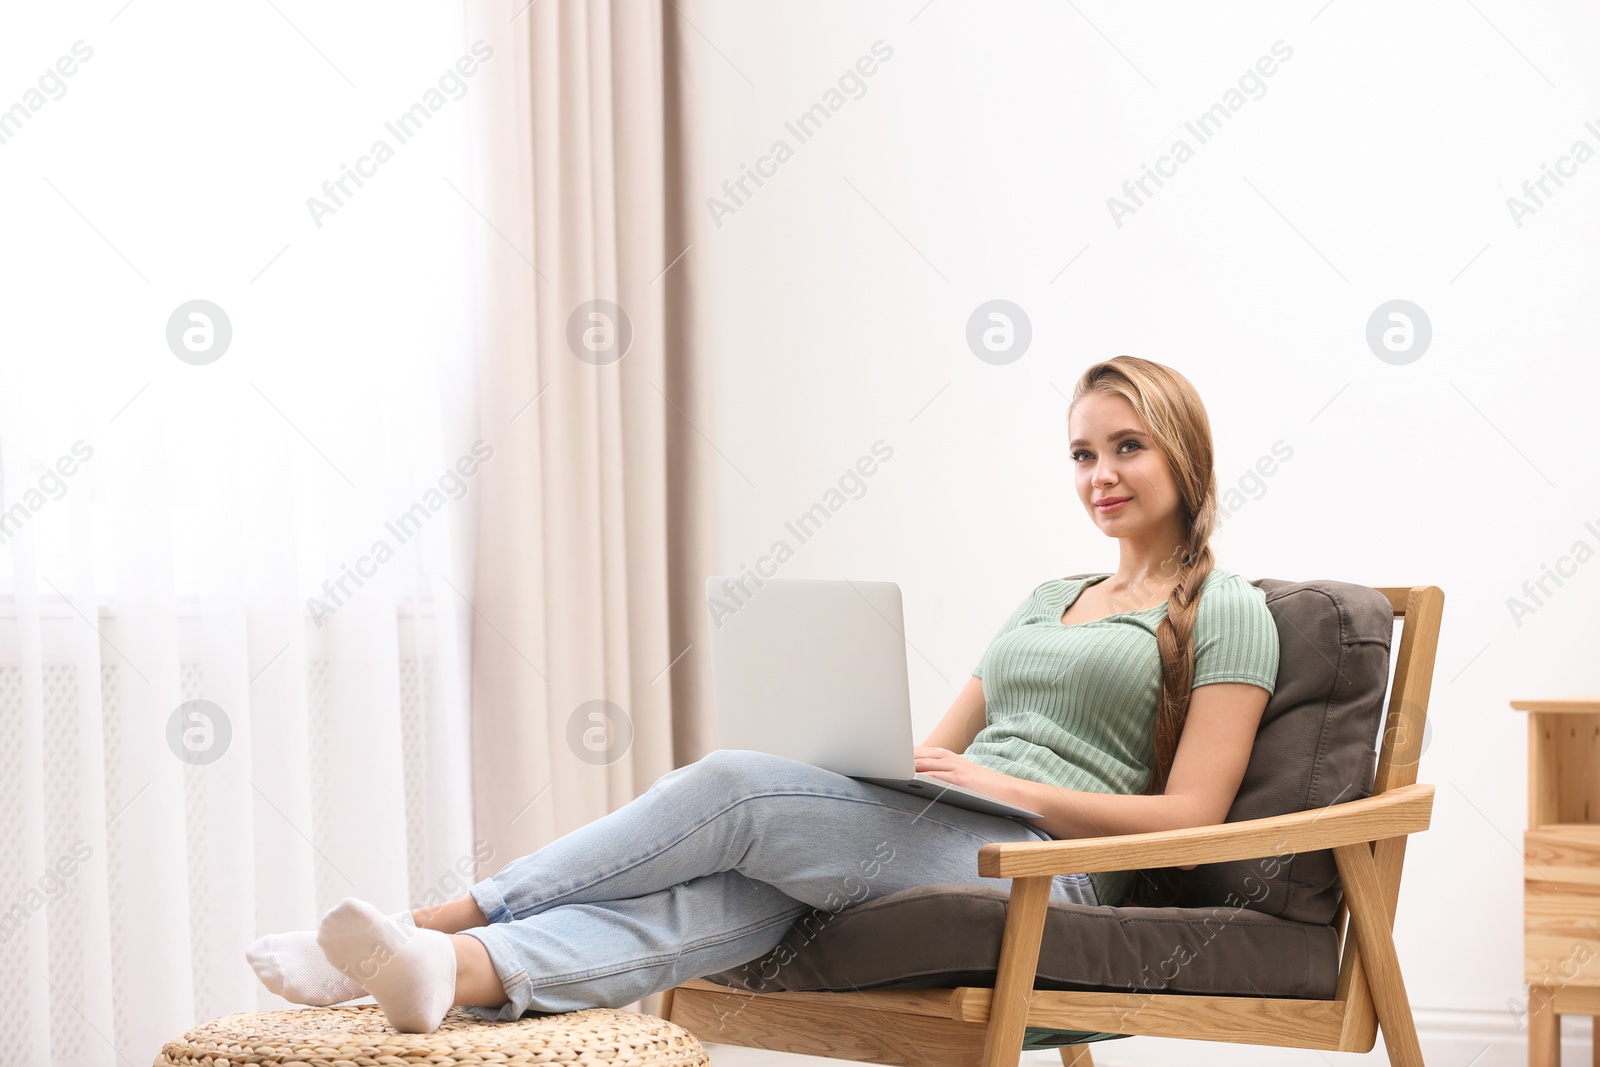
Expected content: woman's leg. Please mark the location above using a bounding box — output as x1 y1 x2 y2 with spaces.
469 747 1095 927
452 869 812 1020
448 748 1095 1016
414 895 489 935
300 883 806 1023
312 749 1096 1029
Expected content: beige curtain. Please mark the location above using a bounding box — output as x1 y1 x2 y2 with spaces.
466 0 714 966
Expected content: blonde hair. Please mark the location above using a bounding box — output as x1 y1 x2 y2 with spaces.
1068 355 1219 908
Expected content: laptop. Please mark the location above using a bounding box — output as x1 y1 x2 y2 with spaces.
704 576 1043 820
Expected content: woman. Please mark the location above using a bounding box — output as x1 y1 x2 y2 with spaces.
245 355 1280 1033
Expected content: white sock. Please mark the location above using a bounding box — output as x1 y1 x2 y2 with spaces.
247 908 415 1006
317 897 455 1033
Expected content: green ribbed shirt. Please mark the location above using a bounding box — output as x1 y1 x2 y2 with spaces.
967 568 1279 907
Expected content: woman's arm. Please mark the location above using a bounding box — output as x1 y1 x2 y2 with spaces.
916 681 1271 840
919 674 988 753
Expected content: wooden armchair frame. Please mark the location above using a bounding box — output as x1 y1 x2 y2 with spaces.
659 585 1443 1067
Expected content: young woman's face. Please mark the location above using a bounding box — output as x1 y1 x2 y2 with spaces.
1068 392 1182 537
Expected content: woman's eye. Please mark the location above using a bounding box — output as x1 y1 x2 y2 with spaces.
1072 440 1140 461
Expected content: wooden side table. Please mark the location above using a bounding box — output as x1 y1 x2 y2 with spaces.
1514 698 1600 1067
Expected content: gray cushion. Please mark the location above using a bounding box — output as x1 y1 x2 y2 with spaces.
698 576 1393 999
1171 577 1393 925
701 881 1341 999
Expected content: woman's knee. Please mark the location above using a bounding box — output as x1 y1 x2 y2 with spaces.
663 748 792 799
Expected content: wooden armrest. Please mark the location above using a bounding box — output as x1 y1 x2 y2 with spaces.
976 783 1433 878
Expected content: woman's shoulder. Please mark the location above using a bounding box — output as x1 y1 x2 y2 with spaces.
1204 566 1256 589
1002 577 1077 611
1199 568 1269 610
1032 573 1102 593
1195 569 1277 650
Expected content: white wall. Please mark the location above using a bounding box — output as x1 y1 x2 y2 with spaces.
680 2 1600 1063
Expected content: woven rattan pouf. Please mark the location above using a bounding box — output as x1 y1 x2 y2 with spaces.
154 1003 710 1067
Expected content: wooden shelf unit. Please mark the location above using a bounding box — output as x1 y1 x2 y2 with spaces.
1513 697 1600 1067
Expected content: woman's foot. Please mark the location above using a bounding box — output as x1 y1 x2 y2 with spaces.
317 897 456 1033
246 909 415 1006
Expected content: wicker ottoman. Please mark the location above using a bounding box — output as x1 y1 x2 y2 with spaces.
154 1003 710 1067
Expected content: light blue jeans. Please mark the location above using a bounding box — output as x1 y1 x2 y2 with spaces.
458 748 1097 1020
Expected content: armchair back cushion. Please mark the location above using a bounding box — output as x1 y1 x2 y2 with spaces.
1160 576 1393 924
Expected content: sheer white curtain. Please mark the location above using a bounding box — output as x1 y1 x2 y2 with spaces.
0 2 482 1062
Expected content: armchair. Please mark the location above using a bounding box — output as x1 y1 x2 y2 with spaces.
658 580 1443 1067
